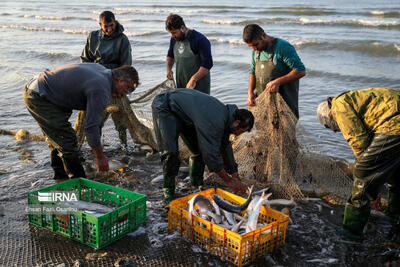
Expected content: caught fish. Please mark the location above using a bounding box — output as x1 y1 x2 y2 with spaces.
222 209 235 225
231 217 246 233
212 186 254 214
211 198 221 216
207 210 222 224
188 195 212 223
60 200 114 217
245 191 272 233
252 187 271 196
268 198 296 207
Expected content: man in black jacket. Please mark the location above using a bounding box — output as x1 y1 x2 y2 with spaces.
152 89 254 202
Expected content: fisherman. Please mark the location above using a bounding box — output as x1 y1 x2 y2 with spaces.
152 89 253 202
165 13 214 188
242 24 305 118
80 10 133 148
317 87 400 241
165 13 213 94
24 63 139 180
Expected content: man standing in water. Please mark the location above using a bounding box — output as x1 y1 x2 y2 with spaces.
24 64 139 180
152 89 253 202
317 87 400 241
165 13 214 188
242 24 305 118
81 11 132 148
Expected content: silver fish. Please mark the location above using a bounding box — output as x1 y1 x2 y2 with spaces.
207 210 222 224
245 191 272 233
231 217 246 233
222 209 235 225
211 198 221 216
188 195 212 223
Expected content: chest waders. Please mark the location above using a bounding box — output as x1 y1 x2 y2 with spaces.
174 31 208 186
254 38 299 118
173 31 210 95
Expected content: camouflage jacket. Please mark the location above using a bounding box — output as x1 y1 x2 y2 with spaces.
331 87 400 157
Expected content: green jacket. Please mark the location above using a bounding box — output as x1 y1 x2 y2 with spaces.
80 22 132 69
331 87 400 157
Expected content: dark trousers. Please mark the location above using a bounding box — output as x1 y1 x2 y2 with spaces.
152 93 203 189
350 134 400 208
23 87 86 179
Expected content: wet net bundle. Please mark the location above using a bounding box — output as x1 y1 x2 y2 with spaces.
231 90 353 204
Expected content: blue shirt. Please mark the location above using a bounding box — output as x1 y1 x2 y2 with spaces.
250 38 305 75
167 29 213 70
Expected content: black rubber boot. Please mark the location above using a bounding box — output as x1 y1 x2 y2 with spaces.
62 157 86 178
50 150 69 180
189 155 205 187
336 204 370 241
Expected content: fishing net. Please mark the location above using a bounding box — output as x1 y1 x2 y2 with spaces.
231 90 353 204
74 79 176 150
42 79 354 204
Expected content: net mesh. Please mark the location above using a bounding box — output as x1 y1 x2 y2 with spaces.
232 90 353 203
76 81 353 204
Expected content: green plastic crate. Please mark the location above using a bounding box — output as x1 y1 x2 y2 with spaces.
28 178 146 249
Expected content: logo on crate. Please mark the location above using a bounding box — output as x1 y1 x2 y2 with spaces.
38 191 78 202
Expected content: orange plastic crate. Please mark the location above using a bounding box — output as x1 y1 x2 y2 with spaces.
168 188 289 266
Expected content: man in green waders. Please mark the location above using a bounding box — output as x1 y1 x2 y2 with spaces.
152 89 253 202
318 88 400 241
242 24 305 117
165 13 214 189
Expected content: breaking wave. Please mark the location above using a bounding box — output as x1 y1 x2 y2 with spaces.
22 14 71 20
294 40 400 57
114 7 212 15
203 17 400 29
307 69 400 86
124 30 164 37
0 25 89 35
369 10 400 18
208 37 244 46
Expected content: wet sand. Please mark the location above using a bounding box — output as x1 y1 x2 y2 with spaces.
0 146 399 266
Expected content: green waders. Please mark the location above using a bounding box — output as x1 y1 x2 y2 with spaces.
173 30 210 94
152 93 181 202
338 134 400 241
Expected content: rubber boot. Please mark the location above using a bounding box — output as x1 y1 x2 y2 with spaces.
62 157 86 179
336 204 370 241
385 191 400 220
50 150 69 180
162 187 176 203
189 155 205 187
161 152 180 203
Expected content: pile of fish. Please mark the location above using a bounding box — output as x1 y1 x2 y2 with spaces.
187 186 273 235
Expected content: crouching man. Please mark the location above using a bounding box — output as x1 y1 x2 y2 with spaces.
317 87 400 241
24 63 139 180
152 89 254 202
